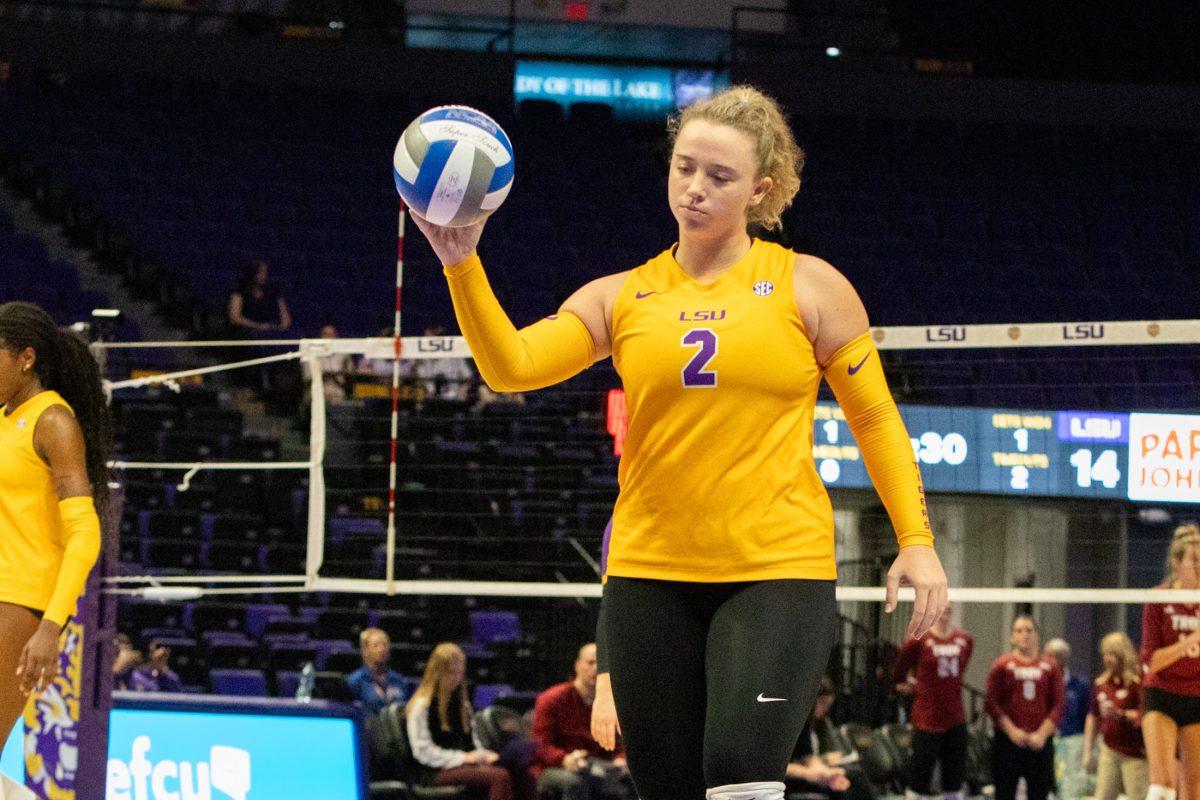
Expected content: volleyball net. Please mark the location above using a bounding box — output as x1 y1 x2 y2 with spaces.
87 316 1200 701
94 316 1198 602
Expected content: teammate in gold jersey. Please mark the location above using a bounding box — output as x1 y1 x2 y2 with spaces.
0 302 109 759
411 85 948 800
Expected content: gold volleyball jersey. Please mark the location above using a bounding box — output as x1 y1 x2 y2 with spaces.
608 238 836 583
0 390 72 612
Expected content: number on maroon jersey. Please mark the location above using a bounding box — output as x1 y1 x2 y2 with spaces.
1022 680 1036 701
682 329 718 388
937 656 959 678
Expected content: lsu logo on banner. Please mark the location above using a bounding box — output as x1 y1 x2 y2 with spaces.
1127 412 1200 503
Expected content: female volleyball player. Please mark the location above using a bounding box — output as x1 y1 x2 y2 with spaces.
410 85 948 800
1141 523 1200 800
985 614 1064 800
0 301 109 755
1083 632 1147 800
893 602 973 800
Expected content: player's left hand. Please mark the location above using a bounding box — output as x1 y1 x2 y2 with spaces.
885 545 948 640
17 620 62 695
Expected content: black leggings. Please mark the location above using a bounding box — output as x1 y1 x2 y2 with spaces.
992 731 1055 800
908 725 968 794
603 577 838 800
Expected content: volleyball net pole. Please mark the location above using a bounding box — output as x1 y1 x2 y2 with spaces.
385 204 407 596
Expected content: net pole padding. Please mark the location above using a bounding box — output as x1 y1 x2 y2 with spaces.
310 577 1200 604
305 352 329 587
386 205 406 596
106 349 303 390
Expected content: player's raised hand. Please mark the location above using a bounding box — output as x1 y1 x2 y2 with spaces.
408 208 487 268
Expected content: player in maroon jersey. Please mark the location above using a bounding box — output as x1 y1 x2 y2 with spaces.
1142 524 1200 800
894 603 973 800
985 614 1064 800
1083 631 1147 800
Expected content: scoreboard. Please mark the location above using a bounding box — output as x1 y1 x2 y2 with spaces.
604 389 1199 503
814 405 1200 504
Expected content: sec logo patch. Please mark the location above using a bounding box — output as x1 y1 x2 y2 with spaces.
752 281 774 297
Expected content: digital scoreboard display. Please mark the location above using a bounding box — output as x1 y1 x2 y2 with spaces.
606 394 1198 503
812 405 1199 504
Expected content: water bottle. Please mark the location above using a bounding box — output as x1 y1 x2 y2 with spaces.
296 662 316 703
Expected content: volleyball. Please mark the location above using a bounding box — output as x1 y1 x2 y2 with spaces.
392 105 515 227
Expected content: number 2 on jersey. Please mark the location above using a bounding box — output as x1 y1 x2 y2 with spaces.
682 329 718 388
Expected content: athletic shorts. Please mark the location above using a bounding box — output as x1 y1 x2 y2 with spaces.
1144 686 1200 728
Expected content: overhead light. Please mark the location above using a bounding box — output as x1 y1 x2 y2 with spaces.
826 46 841 57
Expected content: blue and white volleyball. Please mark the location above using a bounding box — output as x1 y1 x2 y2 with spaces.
393 105 515 227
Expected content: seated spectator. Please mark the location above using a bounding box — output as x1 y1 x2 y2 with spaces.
130 640 182 693
789 677 877 800
356 325 422 399
533 643 632 800
787 719 853 797
303 323 353 405
112 633 142 690
227 259 292 335
415 324 474 400
347 627 410 715
405 643 520 800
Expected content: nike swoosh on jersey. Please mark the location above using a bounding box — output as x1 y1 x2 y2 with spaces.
756 693 787 703
635 291 657 299
848 354 870 375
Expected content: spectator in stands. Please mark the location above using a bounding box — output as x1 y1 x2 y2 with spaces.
415 324 474 401
112 633 142 690
1045 637 1091 798
347 627 409 715
302 323 352 405
130 639 183 693
532 642 631 800
986 614 1064 800
786 718 854 799
802 677 877 800
227 259 292 335
893 602 973 800
356 325 422 399
1083 632 1147 800
405 642 515 800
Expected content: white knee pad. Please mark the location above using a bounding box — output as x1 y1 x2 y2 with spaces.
1147 786 1178 800
706 781 786 800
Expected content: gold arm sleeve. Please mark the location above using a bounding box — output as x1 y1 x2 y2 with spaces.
444 253 596 392
822 332 933 548
44 495 102 626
